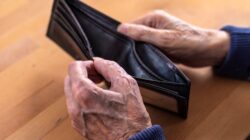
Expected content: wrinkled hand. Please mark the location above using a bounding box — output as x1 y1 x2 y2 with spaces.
64 57 151 140
117 10 230 67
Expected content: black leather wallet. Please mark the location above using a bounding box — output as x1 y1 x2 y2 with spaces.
47 0 191 118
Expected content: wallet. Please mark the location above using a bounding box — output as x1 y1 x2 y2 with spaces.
47 0 191 118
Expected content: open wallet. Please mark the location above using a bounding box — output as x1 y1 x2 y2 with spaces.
47 0 191 118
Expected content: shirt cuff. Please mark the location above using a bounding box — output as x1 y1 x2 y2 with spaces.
214 25 250 80
129 125 166 140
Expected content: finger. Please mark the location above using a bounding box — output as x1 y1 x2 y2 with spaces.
68 61 91 81
84 61 104 83
68 61 103 84
64 76 86 136
117 23 180 48
64 76 80 114
131 10 185 29
93 57 139 94
93 57 128 82
130 12 157 27
68 60 124 109
71 76 124 111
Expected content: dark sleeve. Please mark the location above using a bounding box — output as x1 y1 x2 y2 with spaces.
214 25 250 80
129 125 166 140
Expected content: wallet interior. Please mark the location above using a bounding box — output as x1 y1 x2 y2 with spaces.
47 0 191 118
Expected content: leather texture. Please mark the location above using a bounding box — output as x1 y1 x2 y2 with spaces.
47 0 191 118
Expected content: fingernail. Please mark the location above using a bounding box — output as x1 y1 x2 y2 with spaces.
93 57 102 61
93 57 105 64
117 23 129 34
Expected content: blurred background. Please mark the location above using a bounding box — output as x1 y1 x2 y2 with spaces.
0 0 250 140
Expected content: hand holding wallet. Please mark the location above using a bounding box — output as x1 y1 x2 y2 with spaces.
47 0 191 118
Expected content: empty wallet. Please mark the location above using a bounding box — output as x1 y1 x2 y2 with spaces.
47 0 191 118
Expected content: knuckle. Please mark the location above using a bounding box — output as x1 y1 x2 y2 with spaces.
98 58 109 65
139 26 151 36
174 21 190 30
133 30 144 39
71 120 81 130
69 108 81 119
121 75 137 87
105 60 120 70
132 26 152 40
108 61 120 70
108 61 126 73
126 75 137 84
72 81 85 94
160 31 181 46
107 60 118 66
68 61 82 72
68 61 78 68
73 82 92 101
186 28 202 36
152 10 166 16
114 75 130 86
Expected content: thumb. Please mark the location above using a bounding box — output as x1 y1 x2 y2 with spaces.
117 23 179 47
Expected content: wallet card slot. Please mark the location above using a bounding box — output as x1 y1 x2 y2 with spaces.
54 12 84 51
138 81 183 99
54 13 92 59
57 0 94 59
47 19 88 60
136 77 190 97
55 7 85 46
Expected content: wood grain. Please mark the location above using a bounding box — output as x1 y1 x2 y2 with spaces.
0 0 249 140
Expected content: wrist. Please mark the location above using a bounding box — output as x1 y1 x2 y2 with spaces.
206 29 230 65
123 123 152 139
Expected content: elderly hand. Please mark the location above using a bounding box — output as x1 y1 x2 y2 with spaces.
117 10 230 67
64 57 151 140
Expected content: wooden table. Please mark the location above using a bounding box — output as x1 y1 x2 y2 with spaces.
1 0 250 139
